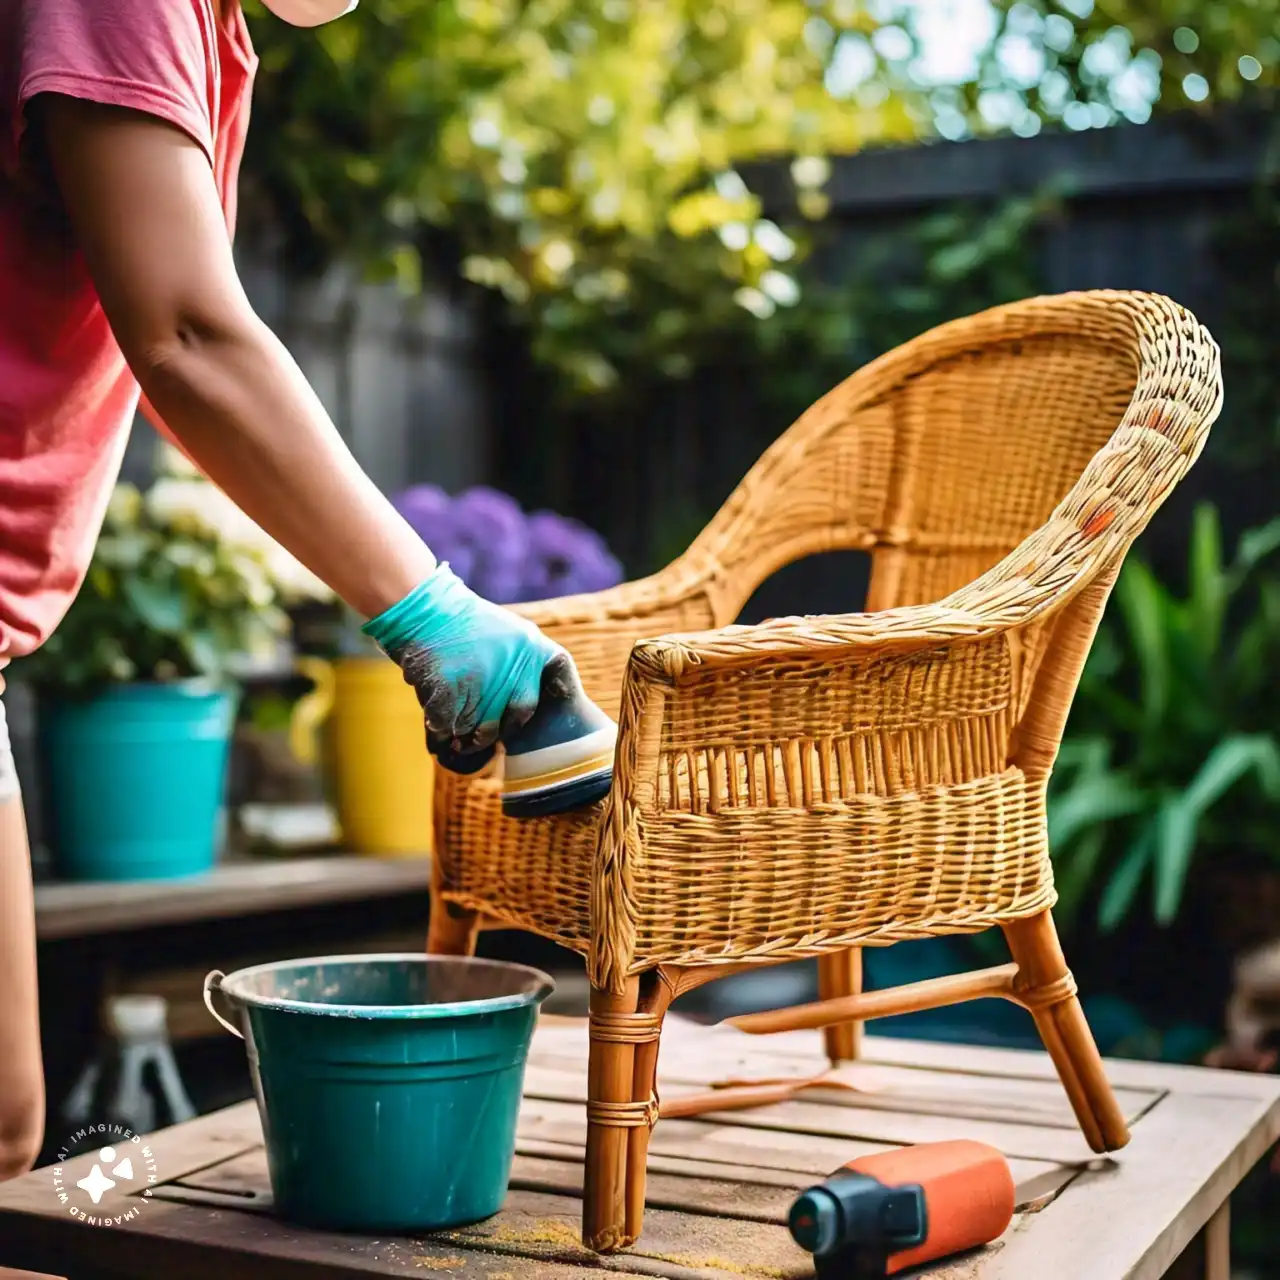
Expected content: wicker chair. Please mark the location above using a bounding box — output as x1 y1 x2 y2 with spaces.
428 291 1222 1252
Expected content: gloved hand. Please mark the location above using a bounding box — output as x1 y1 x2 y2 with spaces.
362 562 570 774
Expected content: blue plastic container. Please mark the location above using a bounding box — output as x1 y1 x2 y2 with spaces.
41 681 236 882
204 954 555 1231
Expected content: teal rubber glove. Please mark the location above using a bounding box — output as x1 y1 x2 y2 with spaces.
362 563 568 774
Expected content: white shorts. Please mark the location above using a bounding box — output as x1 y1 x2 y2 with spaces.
0 692 18 801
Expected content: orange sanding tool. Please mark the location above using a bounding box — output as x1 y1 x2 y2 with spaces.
788 1139 1015 1277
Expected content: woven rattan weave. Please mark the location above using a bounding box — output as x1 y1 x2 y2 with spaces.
427 291 1223 1252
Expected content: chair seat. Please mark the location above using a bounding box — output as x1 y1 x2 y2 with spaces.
436 761 1058 976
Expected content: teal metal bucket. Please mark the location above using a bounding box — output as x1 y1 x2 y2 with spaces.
41 682 236 882
204 954 555 1231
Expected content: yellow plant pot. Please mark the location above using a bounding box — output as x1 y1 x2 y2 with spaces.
290 656 433 858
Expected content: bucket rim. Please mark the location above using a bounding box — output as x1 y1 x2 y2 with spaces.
214 952 557 1020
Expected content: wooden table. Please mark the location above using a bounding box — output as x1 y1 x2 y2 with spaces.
34 854 431 941
3 1016 1277 1279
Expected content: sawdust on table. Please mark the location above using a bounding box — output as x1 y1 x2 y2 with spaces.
644 1253 789 1279
488 1219 791 1278
413 1258 467 1271
487 1218 588 1253
928 1241 1005 1279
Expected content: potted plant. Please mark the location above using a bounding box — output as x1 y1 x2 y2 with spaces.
1048 504 1280 945
19 467 293 882
294 484 624 857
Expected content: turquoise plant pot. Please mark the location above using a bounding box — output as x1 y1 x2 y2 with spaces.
204 954 555 1231
41 682 236 882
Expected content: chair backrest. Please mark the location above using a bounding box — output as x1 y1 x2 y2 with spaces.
661 290 1220 784
529 293 1218 728
682 292 1153 623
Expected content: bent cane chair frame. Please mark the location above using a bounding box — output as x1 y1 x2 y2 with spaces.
427 291 1223 1253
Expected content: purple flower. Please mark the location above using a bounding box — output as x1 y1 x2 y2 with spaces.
476 563 528 605
527 511 623 596
394 485 454 549
452 487 526 545
437 544 478 586
389 484 623 604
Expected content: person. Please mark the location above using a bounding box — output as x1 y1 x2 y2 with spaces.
0 0 577 1181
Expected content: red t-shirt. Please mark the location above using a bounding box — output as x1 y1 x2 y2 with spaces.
0 0 256 658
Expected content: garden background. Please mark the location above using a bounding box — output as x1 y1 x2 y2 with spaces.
20 0 1280 1263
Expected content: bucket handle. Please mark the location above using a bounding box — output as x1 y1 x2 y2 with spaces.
203 970 243 1039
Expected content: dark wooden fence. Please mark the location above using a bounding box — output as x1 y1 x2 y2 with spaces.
120 248 492 498
490 109 1280 612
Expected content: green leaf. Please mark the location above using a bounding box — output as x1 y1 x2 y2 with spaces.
122 577 189 636
88 565 115 598
1053 735 1111 775
1113 560 1171 728
929 240 985 282
1047 770 1146 850
1150 793 1195 927
184 629 223 677
1099 827 1155 933
1187 503 1226 660
1053 826 1107 928
1230 517 1280 587
1184 734 1280 809
1151 736 1280 924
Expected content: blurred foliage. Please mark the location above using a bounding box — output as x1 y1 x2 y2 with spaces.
239 0 1275 399
241 0 917 395
957 0 1277 136
1215 185 1280 470
1070 0 1278 108
21 481 289 696
1048 505 1280 933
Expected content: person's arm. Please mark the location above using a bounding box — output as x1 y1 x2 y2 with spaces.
38 93 590 763
38 95 434 620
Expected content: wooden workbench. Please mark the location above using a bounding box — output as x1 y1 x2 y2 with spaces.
33 854 431 941
3 1016 1277 1279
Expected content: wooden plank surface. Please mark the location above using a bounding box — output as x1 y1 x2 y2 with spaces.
980 1091 1280 1280
34 854 430 940
2 1016 1277 1280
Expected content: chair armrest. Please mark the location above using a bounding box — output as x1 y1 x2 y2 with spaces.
594 624 1039 988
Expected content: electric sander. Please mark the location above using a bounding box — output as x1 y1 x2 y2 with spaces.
442 658 617 818
499 659 616 817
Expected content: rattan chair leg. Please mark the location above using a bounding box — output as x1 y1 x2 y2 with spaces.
817 949 864 1062
1003 910 1130 1154
426 895 480 956
622 971 677 1241
583 977 643 1253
